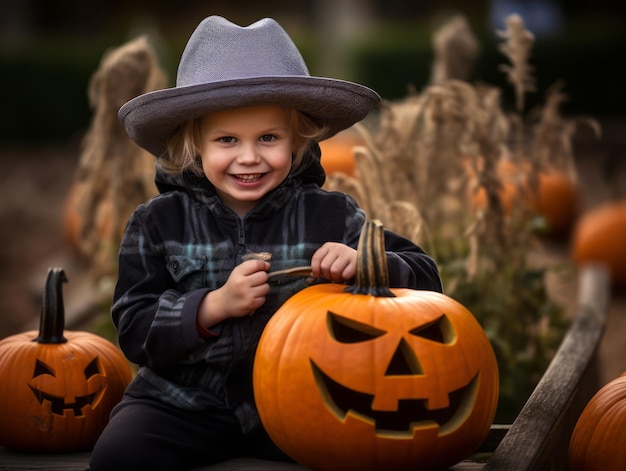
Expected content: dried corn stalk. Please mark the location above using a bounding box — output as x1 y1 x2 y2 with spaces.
430 15 479 85
326 13 592 281
69 35 167 281
530 80 601 184
326 77 510 263
498 14 536 114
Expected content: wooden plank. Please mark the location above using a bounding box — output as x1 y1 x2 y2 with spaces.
0 450 90 470
483 264 610 471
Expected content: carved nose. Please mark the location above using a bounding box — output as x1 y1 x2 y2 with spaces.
385 339 423 376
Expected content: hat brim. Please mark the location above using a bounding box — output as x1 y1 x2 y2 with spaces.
119 76 380 158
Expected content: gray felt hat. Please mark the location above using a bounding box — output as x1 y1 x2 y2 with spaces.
119 15 381 158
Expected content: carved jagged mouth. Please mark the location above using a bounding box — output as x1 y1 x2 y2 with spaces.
28 385 103 416
311 361 478 436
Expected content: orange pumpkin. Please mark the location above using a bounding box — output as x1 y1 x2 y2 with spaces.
468 158 580 236
570 199 626 287
253 220 499 471
319 129 363 177
528 168 580 235
569 371 626 471
0 268 132 452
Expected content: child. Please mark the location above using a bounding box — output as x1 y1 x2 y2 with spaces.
89 15 442 471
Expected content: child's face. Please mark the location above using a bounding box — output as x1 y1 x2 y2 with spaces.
199 106 295 216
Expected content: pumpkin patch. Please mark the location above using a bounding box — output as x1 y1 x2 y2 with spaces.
253 220 498 471
0 268 132 452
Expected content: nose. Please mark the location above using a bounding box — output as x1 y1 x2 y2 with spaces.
385 339 423 376
237 143 261 165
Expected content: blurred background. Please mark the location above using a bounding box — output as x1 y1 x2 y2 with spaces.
1 0 625 145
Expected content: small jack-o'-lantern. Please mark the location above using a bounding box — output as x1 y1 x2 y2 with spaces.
254 220 499 471
0 268 132 452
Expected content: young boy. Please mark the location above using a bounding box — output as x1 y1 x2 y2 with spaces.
89 15 442 470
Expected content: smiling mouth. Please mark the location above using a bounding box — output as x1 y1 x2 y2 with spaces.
234 173 263 182
28 385 103 416
311 360 479 437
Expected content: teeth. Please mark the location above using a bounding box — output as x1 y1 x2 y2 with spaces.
236 174 261 182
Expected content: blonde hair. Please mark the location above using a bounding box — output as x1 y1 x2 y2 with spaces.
161 109 328 176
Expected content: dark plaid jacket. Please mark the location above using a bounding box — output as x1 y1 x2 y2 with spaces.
112 149 442 433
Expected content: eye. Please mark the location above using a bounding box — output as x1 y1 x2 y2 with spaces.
409 314 455 344
84 358 101 379
259 134 277 142
327 311 386 343
33 359 55 378
218 136 237 144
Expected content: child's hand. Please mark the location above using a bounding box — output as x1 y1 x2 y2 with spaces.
221 260 270 316
311 242 357 283
199 260 270 326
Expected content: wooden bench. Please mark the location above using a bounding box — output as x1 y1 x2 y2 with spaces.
0 265 610 471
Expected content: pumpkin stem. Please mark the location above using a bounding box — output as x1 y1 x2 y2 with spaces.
34 267 68 344
345 219 396 298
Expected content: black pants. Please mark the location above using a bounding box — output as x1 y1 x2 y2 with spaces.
88 396 291 471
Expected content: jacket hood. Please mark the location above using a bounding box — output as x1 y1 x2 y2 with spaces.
154 142 326 200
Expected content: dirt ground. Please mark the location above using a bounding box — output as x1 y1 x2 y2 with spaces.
0 117 624 392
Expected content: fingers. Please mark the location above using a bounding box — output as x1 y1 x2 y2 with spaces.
311 243 357 282
224 260 270 317
237 259 270 277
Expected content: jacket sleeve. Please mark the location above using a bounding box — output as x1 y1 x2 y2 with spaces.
111 207 209 368
383 229 443 292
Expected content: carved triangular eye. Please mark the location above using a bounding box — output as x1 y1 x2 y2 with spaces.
33 359 55 378
409 314 455 344
327 311 386 343
84 358 101 379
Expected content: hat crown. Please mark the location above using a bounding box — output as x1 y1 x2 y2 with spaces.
177 16 310 87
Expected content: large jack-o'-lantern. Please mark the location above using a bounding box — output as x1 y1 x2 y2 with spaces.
253 220 499 471
0 268 132 452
